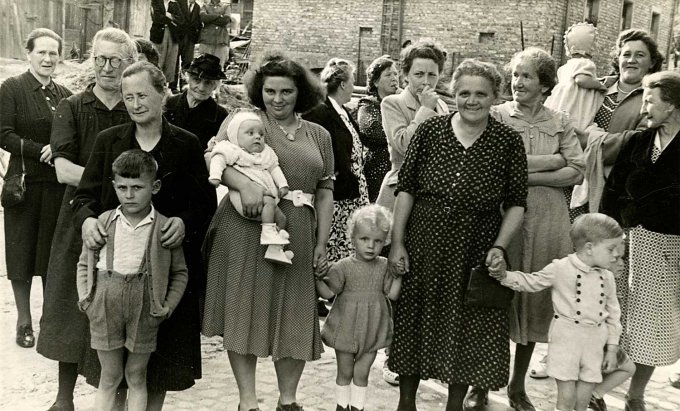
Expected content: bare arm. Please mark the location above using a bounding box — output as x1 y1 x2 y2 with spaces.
387 276 402 301
388 192 415 274
526 154 566 173
54 157 84 186
528 167 583 187
315 278 335 300
220 166 265 218
574 74 607 91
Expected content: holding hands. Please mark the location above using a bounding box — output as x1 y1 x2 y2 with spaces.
486 247 507 281
388 242 410 277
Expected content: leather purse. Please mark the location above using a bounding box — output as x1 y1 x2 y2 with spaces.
464 248 514 309
1 139 26 208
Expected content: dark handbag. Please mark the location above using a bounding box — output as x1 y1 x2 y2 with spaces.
465 248 514 309
1 139 26 208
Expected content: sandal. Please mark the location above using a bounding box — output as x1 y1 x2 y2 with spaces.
16 324 35 348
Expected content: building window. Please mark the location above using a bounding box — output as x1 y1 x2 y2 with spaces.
584 0 600 26
621 1 633 31
650 12 660 40
479 32 495 44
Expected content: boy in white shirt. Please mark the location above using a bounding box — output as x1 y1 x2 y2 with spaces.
489 213 623 411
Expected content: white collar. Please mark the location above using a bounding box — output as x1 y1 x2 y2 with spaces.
113 204 155 230
328 96 347 118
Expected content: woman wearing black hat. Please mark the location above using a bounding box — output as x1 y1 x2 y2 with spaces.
165 53 229 149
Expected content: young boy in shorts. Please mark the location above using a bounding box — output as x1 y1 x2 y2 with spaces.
489 213 624 411
76 149 188 411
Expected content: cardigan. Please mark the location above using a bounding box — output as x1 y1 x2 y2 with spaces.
76 209 188 316
601 127 680 235
303 97 362 201
72 118 217 246
165 91 228 149
380 87 449 188
0 71 72 183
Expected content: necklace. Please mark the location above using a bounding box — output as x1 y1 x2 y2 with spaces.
616 82 637 97
271 114 301 141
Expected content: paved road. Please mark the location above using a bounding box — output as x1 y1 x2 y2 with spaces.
0 211 678 410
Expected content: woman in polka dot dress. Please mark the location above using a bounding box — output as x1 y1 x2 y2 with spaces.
201 54 335 411
601 71 680 411
388 59 528 410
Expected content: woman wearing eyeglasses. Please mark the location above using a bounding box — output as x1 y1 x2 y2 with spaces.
37 27 136 411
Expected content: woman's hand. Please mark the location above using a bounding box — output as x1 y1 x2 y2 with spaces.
388 242 410 277
312 243 328 277
486 247 507 280
82 217 107 250
160 217 185 248
40 145 53 163
419 85 439 110
240 181 265 218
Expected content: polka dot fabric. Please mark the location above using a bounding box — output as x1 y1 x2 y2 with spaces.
388 114 528 389
357 96 392 202
593 92 619 131
622 226 680 366
201 117 335 361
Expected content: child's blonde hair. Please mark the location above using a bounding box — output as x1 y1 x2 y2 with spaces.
570 213 623 249
347 204 393 245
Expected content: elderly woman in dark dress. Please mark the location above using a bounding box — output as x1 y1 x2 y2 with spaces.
388 59 527 411
357 55 399 202
0 28 72 349
602 71 680 411
202 53 334 411
165 53 228 149
73 61 216 411
37 27 136 411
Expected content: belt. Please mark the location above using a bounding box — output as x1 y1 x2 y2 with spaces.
283 190 315 208
553 314 604 327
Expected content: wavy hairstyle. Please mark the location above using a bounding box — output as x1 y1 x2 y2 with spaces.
507 47 557 96
450 59 503 98
610 29 663 75
399 38 447 76
244 52 323 113
365 55 396 96
643 70 680 109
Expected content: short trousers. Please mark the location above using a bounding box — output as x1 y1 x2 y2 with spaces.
86 270 163 353
547 316 608 383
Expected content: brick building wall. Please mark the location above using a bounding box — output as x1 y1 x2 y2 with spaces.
251 0 675 83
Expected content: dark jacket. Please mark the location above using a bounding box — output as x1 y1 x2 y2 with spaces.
303 97 362 201
602 127 680 235
150 0 183 44
165 91 227 149
199 1 231 46
0 71 72 183
72 118 217 246
173 0 203 43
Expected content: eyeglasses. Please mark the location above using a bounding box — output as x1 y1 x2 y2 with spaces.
94 55 130 68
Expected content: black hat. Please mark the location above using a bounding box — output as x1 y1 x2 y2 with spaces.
184 54 226 80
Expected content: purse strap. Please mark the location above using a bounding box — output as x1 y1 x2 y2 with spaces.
19 139 25 174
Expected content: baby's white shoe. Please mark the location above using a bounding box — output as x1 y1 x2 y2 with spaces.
265 244 294 265
260 224 290 245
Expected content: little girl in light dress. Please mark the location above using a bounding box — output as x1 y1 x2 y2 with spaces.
315 204 403 411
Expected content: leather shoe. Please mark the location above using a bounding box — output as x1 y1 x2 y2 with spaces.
508 390 536 411
317 300 329 317
16 324 35 348
463 387 488 411
670 372 680 389
624 397 646 411
276 402 303 411
588 395 607 411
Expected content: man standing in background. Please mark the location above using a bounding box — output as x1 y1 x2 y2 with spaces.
199 0 232 68
172 0 203 90
150 0 180 90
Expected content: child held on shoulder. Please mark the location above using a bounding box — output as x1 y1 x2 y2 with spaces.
208 109 294 264
315 204 403 411
545 22 606 131
489 213 623 411
76 150 188 411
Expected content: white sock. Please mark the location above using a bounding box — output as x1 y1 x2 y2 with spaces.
350 383 366 409
336 383 350 407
